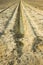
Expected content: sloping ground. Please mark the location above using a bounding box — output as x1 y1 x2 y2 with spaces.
0 0 20 9
0 0 43 65
24 0 43 10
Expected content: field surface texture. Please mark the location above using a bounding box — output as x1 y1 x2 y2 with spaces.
0 0 43 65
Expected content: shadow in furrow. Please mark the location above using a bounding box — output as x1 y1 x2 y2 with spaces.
10 2 24 63
14 2 24 56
